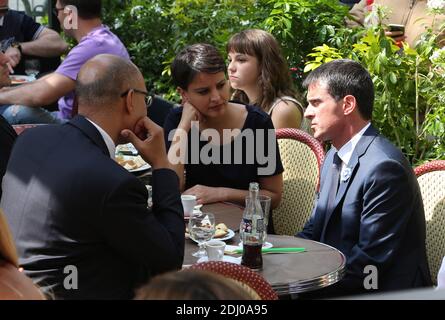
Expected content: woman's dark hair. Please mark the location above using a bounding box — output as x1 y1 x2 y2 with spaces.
227 29 297 112
134 269 253 300
171 43 227 90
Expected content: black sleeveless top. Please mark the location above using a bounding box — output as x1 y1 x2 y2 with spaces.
164 104 284 191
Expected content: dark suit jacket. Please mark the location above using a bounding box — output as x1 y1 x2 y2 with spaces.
0 116 184 299
0 115 16 199
298 125 431 296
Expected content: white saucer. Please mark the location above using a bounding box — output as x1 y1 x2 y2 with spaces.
238 241 273 249
189 229 235 243
197 255 241 264
213 229 235 242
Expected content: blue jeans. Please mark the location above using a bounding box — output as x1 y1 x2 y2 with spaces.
0 105 67 124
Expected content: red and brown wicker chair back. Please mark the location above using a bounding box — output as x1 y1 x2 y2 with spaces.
273 128 325 235
414 160 445 285
189 261 278 300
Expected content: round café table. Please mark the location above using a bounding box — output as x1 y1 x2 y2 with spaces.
184 202 346 296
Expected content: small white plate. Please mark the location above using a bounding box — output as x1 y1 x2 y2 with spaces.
238 241 273 249
116 143 138 156
115 155 151 172
214 229 235 242
129 163 151 173
197 255 241 264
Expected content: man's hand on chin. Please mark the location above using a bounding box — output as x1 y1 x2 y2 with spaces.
120 117 171 170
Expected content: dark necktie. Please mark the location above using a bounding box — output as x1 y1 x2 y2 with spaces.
327 152 342 212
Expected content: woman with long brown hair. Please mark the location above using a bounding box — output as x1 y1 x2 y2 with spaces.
227 29 304 129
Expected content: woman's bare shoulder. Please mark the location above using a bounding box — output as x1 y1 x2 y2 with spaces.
273 99 303 115
270 100 303 129
228 101 249 116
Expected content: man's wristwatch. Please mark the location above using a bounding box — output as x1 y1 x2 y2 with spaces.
10 42 23 55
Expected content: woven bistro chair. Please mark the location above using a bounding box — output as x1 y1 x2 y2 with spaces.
189 261 278 300
414 160 445 285
273 128 325 235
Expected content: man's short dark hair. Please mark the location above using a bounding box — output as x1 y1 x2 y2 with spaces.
59 0 101 19
303 59 374 120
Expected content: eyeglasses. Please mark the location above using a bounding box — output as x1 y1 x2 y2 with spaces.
120 88 153 107
53 6 65 16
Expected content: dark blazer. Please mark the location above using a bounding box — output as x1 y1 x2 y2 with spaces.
298 125 431 295
0 116 184 299
0 115 16 199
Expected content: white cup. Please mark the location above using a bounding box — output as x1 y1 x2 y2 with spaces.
205 240 226 261
181 195 197 217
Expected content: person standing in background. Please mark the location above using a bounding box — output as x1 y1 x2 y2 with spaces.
340 0 362 8
347 0 445 47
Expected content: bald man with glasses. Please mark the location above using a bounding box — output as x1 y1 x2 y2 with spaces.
1 54 184 300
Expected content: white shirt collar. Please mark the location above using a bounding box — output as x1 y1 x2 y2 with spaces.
337 122 371 166
0 16 4 27
86 118 116 159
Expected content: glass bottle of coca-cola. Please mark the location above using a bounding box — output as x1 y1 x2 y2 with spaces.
240 182 264 271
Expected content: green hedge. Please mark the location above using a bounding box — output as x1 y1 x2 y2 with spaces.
102 0 349 99
102 0 444 164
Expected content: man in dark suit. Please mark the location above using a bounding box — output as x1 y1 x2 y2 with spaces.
0 52 16 199
0 54 184 299
298 59 431 296
0 114 15 199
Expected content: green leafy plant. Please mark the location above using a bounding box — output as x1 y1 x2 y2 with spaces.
102 0 351 100
100 0 443 163
261 0 350 88
103 0 265 101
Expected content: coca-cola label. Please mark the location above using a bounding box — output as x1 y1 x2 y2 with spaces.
255 218 264 233
241 218 253 233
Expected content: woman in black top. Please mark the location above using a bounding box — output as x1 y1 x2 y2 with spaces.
164 43 283 208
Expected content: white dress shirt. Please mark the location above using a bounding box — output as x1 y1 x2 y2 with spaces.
86 118 116 159
336 122 371 179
